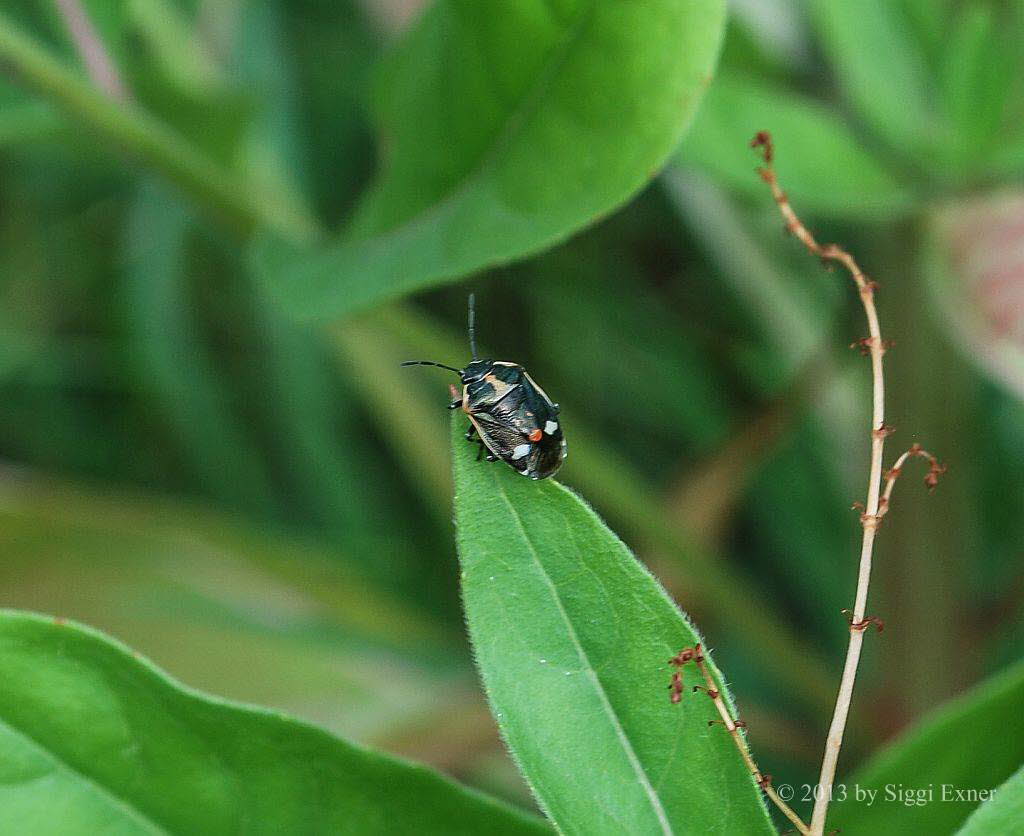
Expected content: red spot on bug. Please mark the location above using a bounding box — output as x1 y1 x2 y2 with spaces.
528 429 543 442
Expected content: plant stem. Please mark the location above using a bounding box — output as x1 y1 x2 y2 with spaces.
750 132 887 835
0 10 318 244
810 297 885 835
671 645 809 832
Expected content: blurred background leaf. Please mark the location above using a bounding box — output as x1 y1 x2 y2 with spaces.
956 764 1024 836
251 0 727 319
0 610 551 834
0 0 1022 829
677 72 912 218
834 660 1024 834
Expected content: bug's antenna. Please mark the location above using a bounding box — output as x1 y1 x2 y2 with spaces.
468 293 478 359
400 360 462 375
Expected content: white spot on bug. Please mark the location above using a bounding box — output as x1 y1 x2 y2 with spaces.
544 420 558 434
511 443 531 460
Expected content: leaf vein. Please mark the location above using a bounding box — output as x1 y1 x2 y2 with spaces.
0 716 167 834
491 472 674 835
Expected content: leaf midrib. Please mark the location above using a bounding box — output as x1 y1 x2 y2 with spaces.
490 473 673 835
0 714 167 834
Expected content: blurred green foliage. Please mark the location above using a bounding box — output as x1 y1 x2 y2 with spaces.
1 0 1023 828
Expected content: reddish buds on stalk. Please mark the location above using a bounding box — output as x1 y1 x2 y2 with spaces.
669 671 683 704
750 130 774 164
859 512 882 529
669 644 703 666
925 460 947 491
668 645 698 704
668 644 708 704
890 444 947 492
873 424 897 440
843 609 885 633
851 337 894 355
710 718 748 728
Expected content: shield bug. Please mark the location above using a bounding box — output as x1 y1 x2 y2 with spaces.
402 294 566 480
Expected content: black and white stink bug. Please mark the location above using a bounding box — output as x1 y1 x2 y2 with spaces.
402 295 566 480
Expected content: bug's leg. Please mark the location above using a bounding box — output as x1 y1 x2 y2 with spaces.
448 398 462 410
485 453 498 462
464 424 477 441
475 441 485 462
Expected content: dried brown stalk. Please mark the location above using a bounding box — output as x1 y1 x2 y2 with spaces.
670 646 809 834
749 131 943 834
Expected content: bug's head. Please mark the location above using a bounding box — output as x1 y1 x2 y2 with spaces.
461 359 493 382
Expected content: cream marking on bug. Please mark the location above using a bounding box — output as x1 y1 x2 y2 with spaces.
511 443 531 461
544 420 558 435
483 373 515 401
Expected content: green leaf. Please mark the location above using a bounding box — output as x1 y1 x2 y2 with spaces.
0 469 460 738
677 73 913 218
897 0 950 55
252 0 726 320
0 610 550 835
0 99 63 145
451 416 773 834
805 0 940 162
832 659 1024 834
957 764 1024 835
939 2 1012 167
